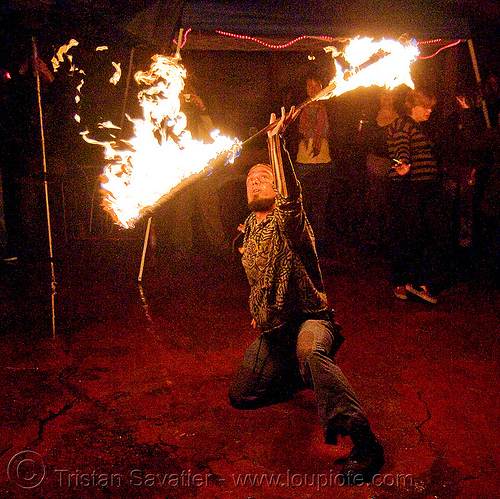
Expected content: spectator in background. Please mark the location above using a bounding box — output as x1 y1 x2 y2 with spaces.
386 87 442 304
477 141 500 286
156 81 233 263
361 87 404 252
295 73 334 256
440 87 489 280
483 71 500 128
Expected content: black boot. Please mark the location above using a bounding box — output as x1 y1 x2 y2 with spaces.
339 422 384 486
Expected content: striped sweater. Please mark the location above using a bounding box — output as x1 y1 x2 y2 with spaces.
387 115 437 181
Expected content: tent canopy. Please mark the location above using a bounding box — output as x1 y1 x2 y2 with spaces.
183 0 470 38
4 0 500 54
125 0 472 50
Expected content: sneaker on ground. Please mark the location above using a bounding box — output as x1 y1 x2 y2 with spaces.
394 285 408 300
405 284 438 304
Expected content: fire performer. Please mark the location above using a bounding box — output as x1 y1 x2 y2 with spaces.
229 107 384 485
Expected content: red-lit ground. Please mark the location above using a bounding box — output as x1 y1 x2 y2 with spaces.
1 234 499 499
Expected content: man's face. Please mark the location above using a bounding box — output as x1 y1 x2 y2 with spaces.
246 165 276 212
411 104 433 123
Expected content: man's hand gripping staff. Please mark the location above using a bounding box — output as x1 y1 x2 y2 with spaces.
267 106 301 199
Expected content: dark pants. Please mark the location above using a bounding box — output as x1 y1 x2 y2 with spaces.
229 319 367 444
386 180 443 288
295 163 334 249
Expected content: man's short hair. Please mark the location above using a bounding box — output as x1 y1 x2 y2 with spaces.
247 163 274 177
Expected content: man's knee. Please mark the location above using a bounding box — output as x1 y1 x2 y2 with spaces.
229 392 261 410
229 376 265 410
296 326 315 362
297 330 328 363
229 392 245 409
229 386 297 410
297 319 343 363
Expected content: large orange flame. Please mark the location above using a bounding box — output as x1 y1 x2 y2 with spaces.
323 37 420 98
84 55 241 229
86 38 417 229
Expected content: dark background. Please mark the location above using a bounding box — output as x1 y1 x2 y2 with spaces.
0 0 499 243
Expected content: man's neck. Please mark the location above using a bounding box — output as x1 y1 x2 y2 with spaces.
254 208 274 224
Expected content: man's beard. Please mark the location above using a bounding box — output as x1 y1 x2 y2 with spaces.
248 197 275 213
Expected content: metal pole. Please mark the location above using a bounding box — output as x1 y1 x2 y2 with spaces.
32 36 57 339
468 38 491 129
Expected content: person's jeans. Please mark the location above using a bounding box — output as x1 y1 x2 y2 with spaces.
229 319 366 444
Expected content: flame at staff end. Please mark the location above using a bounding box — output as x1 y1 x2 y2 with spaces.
321 36 420 99
88 55 241 229
242 36 420 147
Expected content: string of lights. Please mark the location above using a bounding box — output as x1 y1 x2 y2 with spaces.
417 38 443 45
174 29 466 60
213 30 338 49
416 39 464 59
